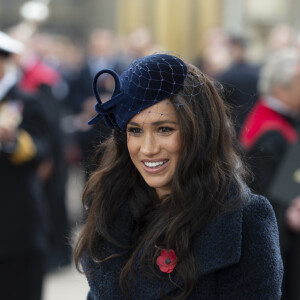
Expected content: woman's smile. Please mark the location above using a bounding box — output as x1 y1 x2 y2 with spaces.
142 159 169 173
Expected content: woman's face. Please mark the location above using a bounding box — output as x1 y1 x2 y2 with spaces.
126 99 182 198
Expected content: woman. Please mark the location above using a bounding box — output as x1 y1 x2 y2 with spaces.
74 53 283 299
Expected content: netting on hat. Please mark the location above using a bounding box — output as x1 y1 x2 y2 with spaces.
90 53 206 131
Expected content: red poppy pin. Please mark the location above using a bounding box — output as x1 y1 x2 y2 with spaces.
156 249 178 274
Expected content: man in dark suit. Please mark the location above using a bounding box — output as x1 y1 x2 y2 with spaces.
217 35 260 134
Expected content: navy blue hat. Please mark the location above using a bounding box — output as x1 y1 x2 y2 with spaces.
89 53 188 131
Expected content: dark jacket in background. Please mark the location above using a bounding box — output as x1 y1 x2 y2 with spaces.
217 62 260 134
240 99 300 300
0 85 51 257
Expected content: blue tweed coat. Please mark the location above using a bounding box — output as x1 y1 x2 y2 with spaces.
81 191 283 299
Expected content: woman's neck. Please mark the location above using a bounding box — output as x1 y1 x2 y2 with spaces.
155 186 171 200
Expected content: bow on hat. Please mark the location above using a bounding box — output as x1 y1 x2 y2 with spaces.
89 53 188 131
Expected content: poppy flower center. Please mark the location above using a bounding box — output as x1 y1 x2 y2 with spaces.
165 258 171 264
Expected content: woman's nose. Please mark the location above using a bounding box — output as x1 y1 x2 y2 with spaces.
140 133 160 156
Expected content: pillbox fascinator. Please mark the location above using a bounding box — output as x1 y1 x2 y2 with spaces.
89 53 188 131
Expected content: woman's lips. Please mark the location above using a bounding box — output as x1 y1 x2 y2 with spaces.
141 159 169 174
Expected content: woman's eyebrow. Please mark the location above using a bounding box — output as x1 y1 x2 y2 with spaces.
127 121 140 126
127 120 178 126
152 120 178 126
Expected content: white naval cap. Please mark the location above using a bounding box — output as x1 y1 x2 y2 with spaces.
0 31 24 55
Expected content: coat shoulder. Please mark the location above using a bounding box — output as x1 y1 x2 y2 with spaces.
216 190 283 299
243 191 279 234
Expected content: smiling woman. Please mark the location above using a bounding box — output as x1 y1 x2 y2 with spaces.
127 99 182 198
73 53 283 299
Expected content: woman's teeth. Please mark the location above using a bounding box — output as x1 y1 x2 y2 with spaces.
144 160 167 168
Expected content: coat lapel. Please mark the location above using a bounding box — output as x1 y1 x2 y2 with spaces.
132 207 243 298
193 207 243 275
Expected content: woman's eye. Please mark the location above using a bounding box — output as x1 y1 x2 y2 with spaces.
158 127 173 133
127 127 142 136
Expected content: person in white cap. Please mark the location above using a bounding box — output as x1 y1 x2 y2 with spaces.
0 31 51 300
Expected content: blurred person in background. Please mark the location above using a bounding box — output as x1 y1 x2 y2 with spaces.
111 27 166 84
217 34 260 135
125 27 160 59
40 33 85 100
267 23 296 54
9 28 72 272
0 30 50 300
194 27 231 78
239 48 300 300
68 28 116 114
110 27 156 77
65 29 116 179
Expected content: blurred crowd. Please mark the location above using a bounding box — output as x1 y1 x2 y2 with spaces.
1 22 300 299
201 24 300 300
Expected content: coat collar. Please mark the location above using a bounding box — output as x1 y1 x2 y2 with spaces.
111 193 243 274
193 206 243 275
132 205 243 298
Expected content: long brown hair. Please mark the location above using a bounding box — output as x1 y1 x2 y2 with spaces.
74 63 247 299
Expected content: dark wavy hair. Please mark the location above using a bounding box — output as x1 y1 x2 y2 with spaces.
74 63 247 299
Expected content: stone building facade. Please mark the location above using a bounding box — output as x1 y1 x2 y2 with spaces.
0 0 299 61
